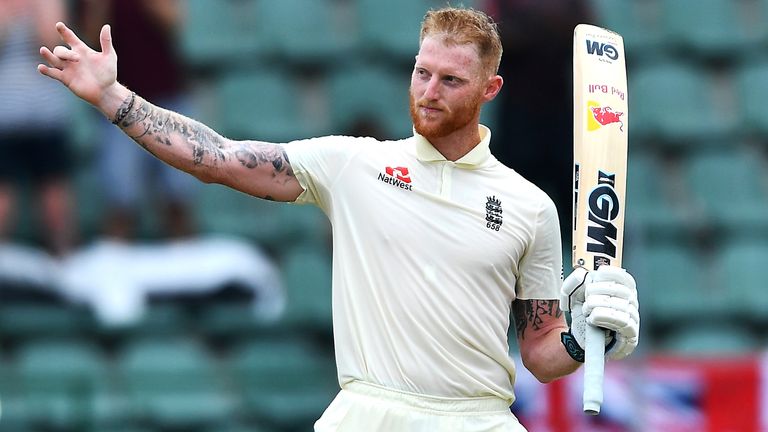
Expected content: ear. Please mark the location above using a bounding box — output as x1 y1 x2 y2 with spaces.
482 75 503 102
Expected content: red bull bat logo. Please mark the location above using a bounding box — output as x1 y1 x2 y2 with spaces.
587 100 624 132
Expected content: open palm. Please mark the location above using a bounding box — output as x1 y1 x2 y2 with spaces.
38 22 117 107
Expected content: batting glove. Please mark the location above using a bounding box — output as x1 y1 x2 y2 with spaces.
559 266 639 361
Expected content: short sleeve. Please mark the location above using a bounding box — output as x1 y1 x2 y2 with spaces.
283 135 366 210
515 196 564 300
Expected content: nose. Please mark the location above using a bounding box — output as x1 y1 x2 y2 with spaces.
422 76 440 101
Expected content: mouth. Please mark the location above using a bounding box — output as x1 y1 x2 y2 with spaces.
420 105 443 115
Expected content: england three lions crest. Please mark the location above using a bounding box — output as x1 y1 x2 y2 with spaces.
485 196 503 231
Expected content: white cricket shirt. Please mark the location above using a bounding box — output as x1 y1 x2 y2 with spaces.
284 126 563 403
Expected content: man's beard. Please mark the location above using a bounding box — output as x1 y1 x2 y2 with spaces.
409 90 483 140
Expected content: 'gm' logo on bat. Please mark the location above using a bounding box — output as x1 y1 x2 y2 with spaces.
586 170 619 267
586 39 619 61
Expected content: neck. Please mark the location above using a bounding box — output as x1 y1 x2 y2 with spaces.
429 121 482 162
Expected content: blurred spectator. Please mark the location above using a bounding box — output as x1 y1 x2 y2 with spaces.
60 236 285 327
0 0 76 256
482 0 592 242
79 0 198 240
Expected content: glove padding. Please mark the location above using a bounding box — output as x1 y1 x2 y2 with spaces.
560 266 639 360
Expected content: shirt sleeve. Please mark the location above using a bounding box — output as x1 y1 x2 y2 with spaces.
515 195 564 300
282 135 366 211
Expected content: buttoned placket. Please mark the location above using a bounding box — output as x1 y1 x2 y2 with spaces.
438 161 454 198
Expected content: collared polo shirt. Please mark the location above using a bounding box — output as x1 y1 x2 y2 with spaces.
284 126 562 403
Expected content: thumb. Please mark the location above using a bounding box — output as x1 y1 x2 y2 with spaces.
100 24 113 55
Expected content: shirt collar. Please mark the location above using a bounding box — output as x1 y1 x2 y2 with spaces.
414 125 492 168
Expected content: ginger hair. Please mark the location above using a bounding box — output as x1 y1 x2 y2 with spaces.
420 7 503 77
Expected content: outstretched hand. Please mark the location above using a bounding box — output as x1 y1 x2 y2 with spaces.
38 22 118 107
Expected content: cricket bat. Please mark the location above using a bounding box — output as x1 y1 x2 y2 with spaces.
572 24 628 415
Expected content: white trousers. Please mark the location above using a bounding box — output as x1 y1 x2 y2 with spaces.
315 381 527 432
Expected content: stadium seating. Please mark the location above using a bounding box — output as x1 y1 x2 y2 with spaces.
714 239 768 325
681 148 768 237
203 422 279 432
279 243 334 335
355 0 432 61
214 68 318 142
0 301 96 340
15 339 124 429
625 151 693 241
181 0 265 69
258 0 354 66
116 337 236 429
735 59 768 137
195 183 330 258
112 301 191 338
327 61 412 139
198 300 270 341
660 0 761 63
226 336 338 430
636 243 723 330
589 0 665 60
0 357 27 429
629 61 737 146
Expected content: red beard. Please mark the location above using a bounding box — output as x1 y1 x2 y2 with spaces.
409 90 483 140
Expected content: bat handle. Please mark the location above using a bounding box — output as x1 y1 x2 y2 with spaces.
583 323 605 415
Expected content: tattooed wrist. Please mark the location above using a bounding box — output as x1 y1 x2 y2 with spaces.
112 92 136 125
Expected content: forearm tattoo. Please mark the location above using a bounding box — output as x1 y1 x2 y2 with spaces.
512 299 563 340
113 95 294 201
117 97 226 166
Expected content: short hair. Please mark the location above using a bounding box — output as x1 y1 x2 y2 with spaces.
419 7 503 77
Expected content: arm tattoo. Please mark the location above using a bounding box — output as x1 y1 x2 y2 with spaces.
113 92 135 125
234 144 295 178
512 299 563 340
114 95 296 191
117 96 226 166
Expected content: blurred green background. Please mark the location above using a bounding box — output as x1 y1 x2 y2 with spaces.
3 0 768 431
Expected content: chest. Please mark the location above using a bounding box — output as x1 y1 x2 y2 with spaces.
330 157 536 272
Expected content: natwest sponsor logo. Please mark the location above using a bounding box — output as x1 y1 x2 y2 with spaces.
385 166 411 183
378 166 413 191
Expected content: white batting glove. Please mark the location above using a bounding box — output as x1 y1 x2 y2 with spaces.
559 266 639 361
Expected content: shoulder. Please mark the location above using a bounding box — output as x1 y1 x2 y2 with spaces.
488 159 556 208
283 134 374 158
289 134 401 150
283 134 413 177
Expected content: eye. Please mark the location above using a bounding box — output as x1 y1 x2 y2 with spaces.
413 68 431 82
443 75 462 86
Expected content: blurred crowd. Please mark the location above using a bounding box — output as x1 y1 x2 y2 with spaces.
0 0 293 327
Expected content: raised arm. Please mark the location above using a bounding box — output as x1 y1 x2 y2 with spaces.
37 22 303 202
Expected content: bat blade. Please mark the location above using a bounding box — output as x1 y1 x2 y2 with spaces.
572 23 628 415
